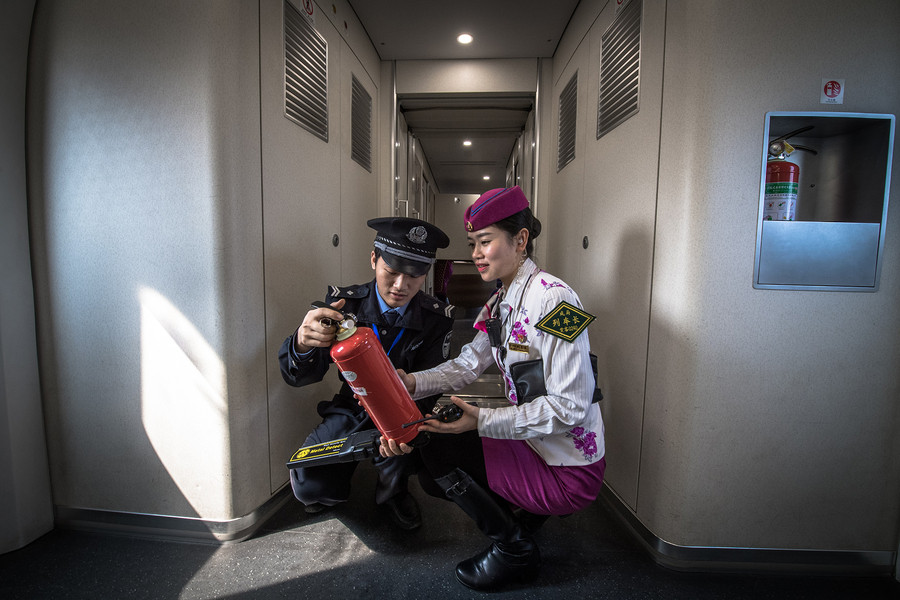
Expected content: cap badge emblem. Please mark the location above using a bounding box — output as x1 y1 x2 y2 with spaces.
465 221 474 231
407 226 428 244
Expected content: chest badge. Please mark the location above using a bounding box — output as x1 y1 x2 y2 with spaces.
535 301 595 342
442 332 452 358
507 342 530 353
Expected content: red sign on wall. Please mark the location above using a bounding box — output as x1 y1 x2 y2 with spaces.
821 79 845 104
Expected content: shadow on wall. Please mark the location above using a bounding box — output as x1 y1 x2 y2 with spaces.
263 245 343 494
592 224 694 520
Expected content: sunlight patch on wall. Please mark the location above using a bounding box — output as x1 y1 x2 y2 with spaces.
139 286 231 518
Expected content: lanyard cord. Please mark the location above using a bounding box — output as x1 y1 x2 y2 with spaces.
372 325 405 356
492 270 537 371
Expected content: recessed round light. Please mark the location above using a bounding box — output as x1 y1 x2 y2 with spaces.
457 33 473 44
483 175 490 180
463 140 472 146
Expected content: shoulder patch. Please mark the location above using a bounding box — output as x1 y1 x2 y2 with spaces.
328 284 370 300
420 294 456 319
535 301 594 342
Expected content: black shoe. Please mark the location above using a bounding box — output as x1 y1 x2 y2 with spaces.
303 502 328 514
433 469 541 590
383 492 422 530
455 540 540 591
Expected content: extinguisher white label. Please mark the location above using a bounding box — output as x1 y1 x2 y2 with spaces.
341 370 357 382
350 386 368 396
764 182 798 221
763 182 799 221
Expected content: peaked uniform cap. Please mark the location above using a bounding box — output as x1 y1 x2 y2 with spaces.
367 217 450 276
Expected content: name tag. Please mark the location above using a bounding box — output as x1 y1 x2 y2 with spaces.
507 342 530 354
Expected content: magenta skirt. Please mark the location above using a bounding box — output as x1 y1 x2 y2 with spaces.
482 437 606 515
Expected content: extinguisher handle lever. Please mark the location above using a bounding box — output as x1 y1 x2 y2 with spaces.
310 301 357 332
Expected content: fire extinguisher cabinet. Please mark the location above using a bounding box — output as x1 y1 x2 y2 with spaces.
754 112 896 291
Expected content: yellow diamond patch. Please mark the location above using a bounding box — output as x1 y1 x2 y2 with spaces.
535 301 595 342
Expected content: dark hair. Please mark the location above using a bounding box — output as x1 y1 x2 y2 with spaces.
493 207 542 258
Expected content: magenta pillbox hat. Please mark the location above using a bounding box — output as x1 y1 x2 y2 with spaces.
464 186 529 232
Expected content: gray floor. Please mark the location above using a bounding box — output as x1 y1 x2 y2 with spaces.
4 316 899 598
2 466 900 600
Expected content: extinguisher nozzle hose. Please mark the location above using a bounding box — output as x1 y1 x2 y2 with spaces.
401 403 465 428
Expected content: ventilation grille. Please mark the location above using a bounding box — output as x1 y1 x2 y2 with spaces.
284 0 328 141
557 72 578 172
350 75 372 172
597 0 641 139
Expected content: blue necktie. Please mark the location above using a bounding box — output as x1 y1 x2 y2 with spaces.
383 309 399 328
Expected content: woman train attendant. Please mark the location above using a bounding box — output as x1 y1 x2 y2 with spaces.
382 186 606 592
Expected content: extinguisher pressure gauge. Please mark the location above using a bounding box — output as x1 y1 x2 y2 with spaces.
768 140 794 159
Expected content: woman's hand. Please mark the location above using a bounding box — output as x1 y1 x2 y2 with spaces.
395 369 416 394
294 298 346 353
417 396 478 435
378 396 478 456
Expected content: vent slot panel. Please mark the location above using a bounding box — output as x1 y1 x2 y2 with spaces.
350 75 372 172
558 71 578 172
284 0 328 141
597 0 642 139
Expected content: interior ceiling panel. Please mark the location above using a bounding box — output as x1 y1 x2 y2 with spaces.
346 0 579 61
401 96 533 194
346 0 580 195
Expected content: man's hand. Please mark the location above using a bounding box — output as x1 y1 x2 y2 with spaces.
379 436 414 458
294 298 346 354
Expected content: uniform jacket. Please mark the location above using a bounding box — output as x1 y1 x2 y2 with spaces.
412 259 605 467
279 280 455 415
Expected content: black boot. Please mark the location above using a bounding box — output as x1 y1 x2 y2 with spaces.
513 508 551 537
435 469 540 591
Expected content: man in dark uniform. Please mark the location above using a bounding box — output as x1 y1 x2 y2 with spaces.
279 217 454 530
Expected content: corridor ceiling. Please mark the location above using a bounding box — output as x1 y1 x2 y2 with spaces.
346 0 580 194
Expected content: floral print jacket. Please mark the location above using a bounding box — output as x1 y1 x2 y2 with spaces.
412 259 605 467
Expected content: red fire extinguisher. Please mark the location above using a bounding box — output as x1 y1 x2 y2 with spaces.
764 125 818 221
764 158 799 221
764 141 799 221
327 310 424 446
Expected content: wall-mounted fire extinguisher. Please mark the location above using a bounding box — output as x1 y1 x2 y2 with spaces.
764 125 817 221
764 153 799 221
323 306 425 446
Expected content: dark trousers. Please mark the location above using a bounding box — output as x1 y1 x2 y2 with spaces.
290 403 417 506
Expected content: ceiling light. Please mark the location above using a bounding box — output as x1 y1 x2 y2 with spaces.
457 33 473 44
463 140 472 146
483 175 490 180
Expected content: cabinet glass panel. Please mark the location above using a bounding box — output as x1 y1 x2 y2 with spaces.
754 112 895 291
